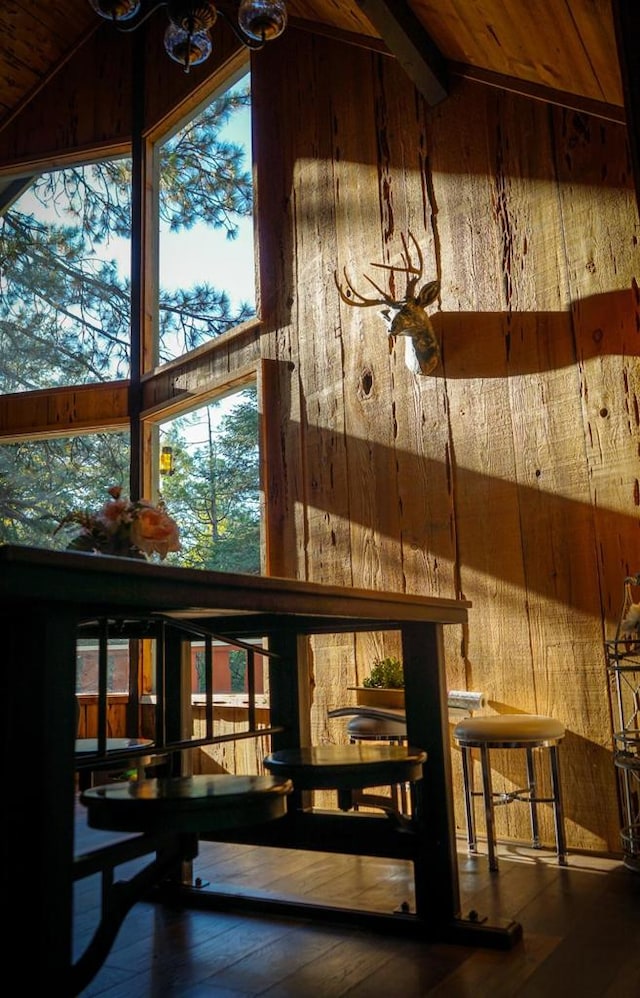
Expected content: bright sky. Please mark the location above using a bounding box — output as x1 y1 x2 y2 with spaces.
159 213 254 307
158 76 255 446
158 83 255 310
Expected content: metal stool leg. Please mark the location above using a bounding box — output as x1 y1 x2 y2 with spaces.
479 744 499 871
525 747 541 848
549 744 568 865
460 745 477 852
348 733 406 815
398 780 408 813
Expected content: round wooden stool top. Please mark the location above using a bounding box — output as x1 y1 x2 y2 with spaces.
263 744 426 791
81 774 293 834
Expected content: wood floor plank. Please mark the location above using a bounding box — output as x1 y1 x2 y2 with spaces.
260 932 472 998
197 924 395 996
602 946 640 995
83 909 298 996
73 802 640 997
424 933 561 997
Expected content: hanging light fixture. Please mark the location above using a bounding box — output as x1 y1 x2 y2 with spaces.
88 1 288 72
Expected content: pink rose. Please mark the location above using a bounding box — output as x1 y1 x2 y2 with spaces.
130 502 181 559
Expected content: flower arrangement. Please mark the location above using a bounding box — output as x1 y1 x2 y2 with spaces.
55 485 181 560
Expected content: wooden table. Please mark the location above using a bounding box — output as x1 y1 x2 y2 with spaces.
0 545 520 990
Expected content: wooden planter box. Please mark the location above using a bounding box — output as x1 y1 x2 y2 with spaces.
349 686 406 709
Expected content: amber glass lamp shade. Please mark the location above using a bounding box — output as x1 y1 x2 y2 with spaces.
237 0 288 42
164 23 213 68
88 0 288 67
88 0 141 20
164 1 217 69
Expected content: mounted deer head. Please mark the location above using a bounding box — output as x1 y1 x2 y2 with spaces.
334 232 440 376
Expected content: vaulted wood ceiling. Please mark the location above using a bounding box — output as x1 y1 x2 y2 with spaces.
0 0 630 138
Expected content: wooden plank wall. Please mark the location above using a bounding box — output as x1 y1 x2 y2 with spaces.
253 29 640 853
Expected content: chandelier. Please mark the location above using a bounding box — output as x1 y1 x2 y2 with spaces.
88 1 288 72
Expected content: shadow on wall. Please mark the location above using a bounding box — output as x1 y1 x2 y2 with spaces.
432 287 639 378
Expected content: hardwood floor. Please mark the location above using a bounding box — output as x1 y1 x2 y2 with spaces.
74 800 640 997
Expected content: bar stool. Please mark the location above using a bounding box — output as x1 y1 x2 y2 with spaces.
327 706 409 813
327 693 485 815
263 743 426 819
452 713 568 872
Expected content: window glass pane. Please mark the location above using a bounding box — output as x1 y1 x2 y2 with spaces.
0 431 130 549
156 71 255 363
0 162 132 392
191 640 266 696
77 638 130 696
157 384 261 573
76 637 268 698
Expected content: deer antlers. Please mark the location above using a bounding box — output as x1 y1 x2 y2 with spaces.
334 231 441 376
334 231 423 307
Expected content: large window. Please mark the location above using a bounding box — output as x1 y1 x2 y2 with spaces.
0 66 262 572
0 161 132 392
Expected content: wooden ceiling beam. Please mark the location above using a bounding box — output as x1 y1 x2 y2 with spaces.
450 63 625 125
355 0 448 105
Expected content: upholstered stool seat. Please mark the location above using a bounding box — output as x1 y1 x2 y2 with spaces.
326 707 409 812
343 713 408 741
453 714 567 871
328 705 407 738
263 743 426 818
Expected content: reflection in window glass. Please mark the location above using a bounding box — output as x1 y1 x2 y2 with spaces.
157 385 261 573
156 71 255 363
0 431 130 549
0 162 132 393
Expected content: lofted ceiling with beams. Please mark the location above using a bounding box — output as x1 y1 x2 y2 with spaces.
0 0 629 138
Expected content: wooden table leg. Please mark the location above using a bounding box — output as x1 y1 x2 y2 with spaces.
402 620 522 947
3 606 78 988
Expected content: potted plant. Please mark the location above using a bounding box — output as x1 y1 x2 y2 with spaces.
350 656 405 709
